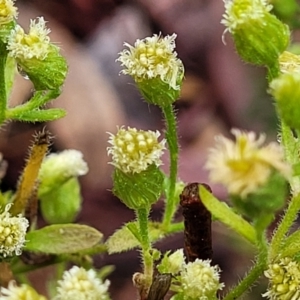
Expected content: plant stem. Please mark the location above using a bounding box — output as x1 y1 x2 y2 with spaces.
0 41 7 125
162 104 179 229
136 207 153 287
269 193 300 260
223 238 268 300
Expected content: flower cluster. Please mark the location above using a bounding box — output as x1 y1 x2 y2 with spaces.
117 33 183 91
7 17 51 61
0 0 17 25
157 249 224 299
55 266 110 300
0 282 46 300
263 257 300 299
0 204 28 257
107 127 166 174
205 129 290 197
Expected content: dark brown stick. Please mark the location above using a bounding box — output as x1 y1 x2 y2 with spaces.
180 183 212 262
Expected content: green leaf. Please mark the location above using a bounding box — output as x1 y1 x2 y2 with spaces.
25 224 103 254
106 222 165 254
199 186 257 245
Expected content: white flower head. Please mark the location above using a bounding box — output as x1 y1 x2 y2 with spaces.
180 259 224 299
55 266 110 300
263 257 300 300
221 0 273 34
107 127 166 174
205 129 291 198
39 149 89 180
0 281 46 300
0 204 28 257
0 0 17 25
7 17 51 60
117 33 184 90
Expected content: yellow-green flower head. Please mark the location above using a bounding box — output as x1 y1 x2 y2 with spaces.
7 17 52 61
107 127 166 174
221 0 272 34
117 33 183 91
0 204 28 257
180 259 224 299
205 129 291 198
263 257 300 300
0 281 47 300
0 0 17 25
279 51 300 74
55 266 110 300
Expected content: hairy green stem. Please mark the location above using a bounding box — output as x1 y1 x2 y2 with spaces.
162 104 179 228
0 41 8 125
136 207 153 287
223 239 268 300
269 193 300 260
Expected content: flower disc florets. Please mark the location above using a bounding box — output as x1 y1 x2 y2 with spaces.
221 0 272 33
205 129 290 198
0 281 46 300
263 258 300 300
107 127 166 174
0 204 28 257
117 33 183 91
180 259 224 299
7 17 51 61
55 266 110 300
0 0 17 25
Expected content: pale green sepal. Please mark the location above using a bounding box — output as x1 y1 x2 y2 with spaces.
113 164 164 210
233 15 290 67
199 185 257 245
25 224 103 254
7 108 66 122
18 45 68 90
137 75 183 107
106 221 165 254
39 178 82 224
231 172 287 221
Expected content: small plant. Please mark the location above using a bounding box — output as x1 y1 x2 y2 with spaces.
0 0 300 299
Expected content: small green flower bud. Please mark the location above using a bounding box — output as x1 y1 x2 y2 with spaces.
117 33 184 107
158 249 185 275
270 72 300 129
222 0 290 67
107 127 166 209
38 150 88 223
7 17 68 90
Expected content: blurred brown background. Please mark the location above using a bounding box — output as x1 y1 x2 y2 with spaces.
1 0 284 298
